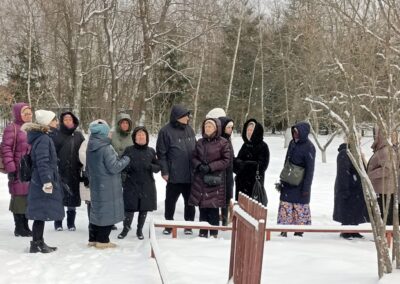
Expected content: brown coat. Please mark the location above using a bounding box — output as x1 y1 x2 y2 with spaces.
367 127 397 194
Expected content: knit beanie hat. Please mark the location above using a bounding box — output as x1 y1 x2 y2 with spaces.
89 122 110 137
204 119 217 130
206 108 226 119
35 110 56 126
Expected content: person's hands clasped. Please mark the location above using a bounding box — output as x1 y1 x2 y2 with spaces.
198 164 210 174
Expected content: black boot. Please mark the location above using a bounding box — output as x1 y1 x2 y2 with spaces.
67 210 76 231
136 212 147 240
14 214 31 237
118 212 134 239
22 215 32 236
29 240 57 253
54 220 63 231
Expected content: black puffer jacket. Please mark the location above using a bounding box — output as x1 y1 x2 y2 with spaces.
233 119 270 200
122 127 160 212
51 112 85 207
156 105 196 184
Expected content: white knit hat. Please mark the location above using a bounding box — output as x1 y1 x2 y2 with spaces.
206 108 226 119
35 110 56 126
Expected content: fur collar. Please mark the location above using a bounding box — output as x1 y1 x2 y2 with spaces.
21 122 50 133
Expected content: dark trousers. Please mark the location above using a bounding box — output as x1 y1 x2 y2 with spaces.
89 223 113 243
377 194 396 225
165 183 195 221
199 208 219 236
32 220 45 242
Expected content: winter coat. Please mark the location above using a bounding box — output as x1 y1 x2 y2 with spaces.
233 119 270 200
189 118 231 208
156 105 196 184
367 127 397 195
122 127 160 212
219 116 234 203
51 112 85 207
279 122 316 204
86 133 130 226
1 103 31 196
333 143 368 225
23 123 64 221
111 113 133 157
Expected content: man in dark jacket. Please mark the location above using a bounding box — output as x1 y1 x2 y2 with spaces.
156 105 196 235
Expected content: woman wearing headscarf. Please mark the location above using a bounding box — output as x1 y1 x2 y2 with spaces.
23 110 64 253
1 103 33 237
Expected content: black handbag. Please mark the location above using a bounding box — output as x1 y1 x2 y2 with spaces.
19 153 32 182
203 172 223 187
251 165 268 206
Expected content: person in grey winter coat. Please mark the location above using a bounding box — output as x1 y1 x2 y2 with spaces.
156 105 196 235
277 121 316 237
1 102 33 237
118 126 160 240
23 110 64 253
51 111 85 231
86 121 130 249
189 118 231 238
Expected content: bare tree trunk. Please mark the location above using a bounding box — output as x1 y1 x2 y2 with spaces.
244 51 258 122
193 42 206 133
258 0 265 130
26 0 32 106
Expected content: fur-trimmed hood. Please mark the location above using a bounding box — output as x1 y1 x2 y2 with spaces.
22 122 51 145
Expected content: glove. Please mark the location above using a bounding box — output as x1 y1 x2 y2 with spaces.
301 191 310 197
8 172 17 182
42 182 53 194
198 164 210 174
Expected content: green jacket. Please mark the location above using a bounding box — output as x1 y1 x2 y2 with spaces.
111 113 133 157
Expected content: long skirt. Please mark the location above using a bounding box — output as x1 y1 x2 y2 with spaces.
277 201 311 225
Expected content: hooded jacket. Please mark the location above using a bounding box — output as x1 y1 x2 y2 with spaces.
233 119 270 200
219 116 234 202
189 118 231 208
1 103 31 196
51 112 85 207
111 113 133 157
156 105 196 184
23 123 65 221
279 122 316 204
122 127 160 212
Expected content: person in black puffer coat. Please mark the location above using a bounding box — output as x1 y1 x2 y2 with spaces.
118 126 160 240
51 112 85 231
233 119 270 201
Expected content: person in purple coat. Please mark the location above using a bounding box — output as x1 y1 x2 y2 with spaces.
1 102 33 237
189 118 231 238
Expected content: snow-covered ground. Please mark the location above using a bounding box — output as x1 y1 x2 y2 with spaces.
1 134 400 284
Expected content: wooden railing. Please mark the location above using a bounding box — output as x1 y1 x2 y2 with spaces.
228 193 267 284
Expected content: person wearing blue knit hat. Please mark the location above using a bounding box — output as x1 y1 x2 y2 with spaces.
86 119 130 249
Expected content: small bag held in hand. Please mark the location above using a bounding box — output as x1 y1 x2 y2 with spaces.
203 172 223 187
19 153 32 182
279 160 305 186
252 167 268 206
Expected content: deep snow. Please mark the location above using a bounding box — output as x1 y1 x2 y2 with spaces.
1 134 400 284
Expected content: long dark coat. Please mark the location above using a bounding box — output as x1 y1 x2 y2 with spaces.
333 143 368 225
219 116 234 203
279 122 316 204
1 103 30 196
233 119 270 200
189 118 231 208
23 123 64 221
122 127 160 212
156 105 196 184
51 112 84 207
86 133 130 226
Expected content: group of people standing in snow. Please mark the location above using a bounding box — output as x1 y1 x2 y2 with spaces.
2 101 399 253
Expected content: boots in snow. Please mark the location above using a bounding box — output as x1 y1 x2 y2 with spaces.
118 212 133 239
54 220 63 231
14 214 31 237
22 215 32 236
136 212 147 240
66 210 76 231
29 240 57 253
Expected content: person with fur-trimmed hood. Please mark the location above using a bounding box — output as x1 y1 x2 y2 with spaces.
189 118 231 238
1 103 33 237
51 111 85 231
277 121 316 237
156 105 196 235
118 126 160 240
233 119 270 200
22 110 64 253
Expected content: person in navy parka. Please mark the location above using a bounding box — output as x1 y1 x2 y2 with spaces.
23 110 64 253
277 121 316 237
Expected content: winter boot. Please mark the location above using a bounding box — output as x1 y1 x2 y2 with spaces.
67 210 76 231
22 215 32 236
29 240 57 253
118 212 134 239
136 212 147 240
294 232 304 237
54 220 63 231
14 214 30 237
